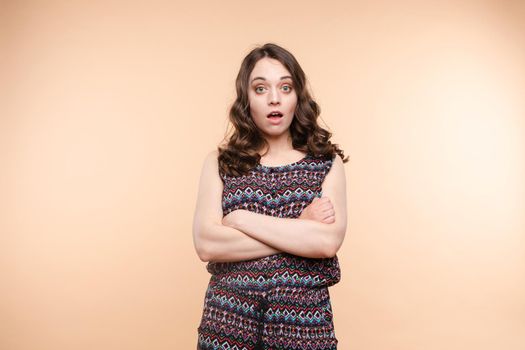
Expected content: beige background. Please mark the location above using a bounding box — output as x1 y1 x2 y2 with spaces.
1 0 525 349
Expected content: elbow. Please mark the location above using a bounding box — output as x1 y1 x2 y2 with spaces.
193 231 212 262
195 237 215 262
320 242 338 259
193 221 224 263
195 245 211 262
319 231 344 258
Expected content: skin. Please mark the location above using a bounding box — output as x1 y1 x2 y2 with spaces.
248 57 297 144
192 57 347 262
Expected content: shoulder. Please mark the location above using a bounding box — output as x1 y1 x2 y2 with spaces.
332 154 344 167
199 150 220 178
322 153 344 174
205 149 219 163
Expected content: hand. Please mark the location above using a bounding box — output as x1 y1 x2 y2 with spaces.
299 196 335 224
221 209 242 229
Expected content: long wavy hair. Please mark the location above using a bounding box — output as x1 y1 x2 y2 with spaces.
218 43 348 177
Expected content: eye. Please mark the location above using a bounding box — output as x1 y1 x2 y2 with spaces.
282 84 293 92
255 86 266 94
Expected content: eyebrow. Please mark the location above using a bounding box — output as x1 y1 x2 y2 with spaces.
250 76 293 83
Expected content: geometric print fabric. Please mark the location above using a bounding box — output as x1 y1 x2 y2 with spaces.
197 153 340 349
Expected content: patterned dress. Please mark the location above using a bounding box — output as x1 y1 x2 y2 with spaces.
197 153 340 350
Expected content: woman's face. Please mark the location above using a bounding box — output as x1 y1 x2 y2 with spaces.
247 57 298 140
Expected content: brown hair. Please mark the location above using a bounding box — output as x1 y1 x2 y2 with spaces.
218 43 348 177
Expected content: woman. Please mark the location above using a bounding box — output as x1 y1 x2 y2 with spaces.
193 43 348 350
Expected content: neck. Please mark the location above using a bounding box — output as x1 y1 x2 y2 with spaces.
260 133 294 156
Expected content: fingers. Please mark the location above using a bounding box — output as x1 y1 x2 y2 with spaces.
322 215 335 224
317 202 334 213
322 209 335 221
306 197 335 223
320 203 335 223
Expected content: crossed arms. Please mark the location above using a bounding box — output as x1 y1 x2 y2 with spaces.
192 150 347 263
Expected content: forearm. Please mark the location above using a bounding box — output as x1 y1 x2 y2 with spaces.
230 210 344 258
194 222 281 263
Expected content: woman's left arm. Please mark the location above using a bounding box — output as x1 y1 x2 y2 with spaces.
223 155 347 259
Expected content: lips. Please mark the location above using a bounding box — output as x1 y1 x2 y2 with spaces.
267 111 283 118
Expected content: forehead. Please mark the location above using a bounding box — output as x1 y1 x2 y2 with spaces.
249 57 292 81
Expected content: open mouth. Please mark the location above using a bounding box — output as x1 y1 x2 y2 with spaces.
267 112 283 118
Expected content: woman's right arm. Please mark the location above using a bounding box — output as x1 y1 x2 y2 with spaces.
192 150 281 263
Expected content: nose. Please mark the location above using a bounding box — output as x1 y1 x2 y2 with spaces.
268 87 281 105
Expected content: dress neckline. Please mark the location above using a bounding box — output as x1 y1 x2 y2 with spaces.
256 153 310 169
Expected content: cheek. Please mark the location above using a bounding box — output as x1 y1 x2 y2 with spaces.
288 100 298 113
288 94 298 107
249 100 265 116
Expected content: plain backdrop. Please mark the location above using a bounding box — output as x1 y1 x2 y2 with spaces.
1 0 524 349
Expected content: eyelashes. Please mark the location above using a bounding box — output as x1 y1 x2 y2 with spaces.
254 84 294 94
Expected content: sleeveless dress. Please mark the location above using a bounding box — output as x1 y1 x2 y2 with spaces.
197 153 340 350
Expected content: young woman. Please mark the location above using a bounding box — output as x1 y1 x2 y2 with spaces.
193 43 348 350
